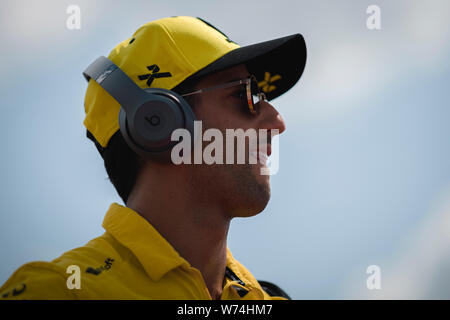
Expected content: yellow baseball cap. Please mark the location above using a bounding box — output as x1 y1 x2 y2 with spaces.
83 16 306 148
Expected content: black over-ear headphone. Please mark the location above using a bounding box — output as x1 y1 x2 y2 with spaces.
83 56 196 160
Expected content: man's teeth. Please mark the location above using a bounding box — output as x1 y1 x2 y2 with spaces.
250 151 268 163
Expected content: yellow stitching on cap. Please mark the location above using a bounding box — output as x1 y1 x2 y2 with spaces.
258 72 282 93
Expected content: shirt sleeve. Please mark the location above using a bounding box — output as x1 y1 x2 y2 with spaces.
0 262 78 300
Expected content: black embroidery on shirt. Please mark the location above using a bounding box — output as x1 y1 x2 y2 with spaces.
225 267 245 286
85 267 101 275
85 258 115 276
12 283 26 296
1 283 26 298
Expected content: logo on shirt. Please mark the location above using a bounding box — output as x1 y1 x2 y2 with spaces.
85 258 115 276
1 283 26 298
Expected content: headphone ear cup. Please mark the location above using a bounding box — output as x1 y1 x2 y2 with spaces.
173 93 196 146
119 88 196 161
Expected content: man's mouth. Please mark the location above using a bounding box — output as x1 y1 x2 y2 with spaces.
250 144 271 164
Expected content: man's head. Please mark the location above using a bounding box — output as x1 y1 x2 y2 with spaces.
174 64 285 217
83 16 306 217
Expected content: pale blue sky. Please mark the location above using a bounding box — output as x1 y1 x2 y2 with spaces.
1 0 449 299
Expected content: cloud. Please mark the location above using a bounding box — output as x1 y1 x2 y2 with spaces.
0 0 106 52
340 185 450 299
403 0 450 72
286 0 450 123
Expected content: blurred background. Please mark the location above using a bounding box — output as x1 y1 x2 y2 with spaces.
1 0 449 299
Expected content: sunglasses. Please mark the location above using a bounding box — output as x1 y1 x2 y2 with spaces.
181 75 267 115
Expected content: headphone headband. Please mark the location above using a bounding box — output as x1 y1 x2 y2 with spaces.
83 56 147 114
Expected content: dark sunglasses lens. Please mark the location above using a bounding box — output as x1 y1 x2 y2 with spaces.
250 78 262 113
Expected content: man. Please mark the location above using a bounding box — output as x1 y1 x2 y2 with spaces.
0 16 306 300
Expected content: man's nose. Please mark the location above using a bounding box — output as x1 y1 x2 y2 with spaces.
258 100 286 135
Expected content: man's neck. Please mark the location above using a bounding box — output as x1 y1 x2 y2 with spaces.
126 164 231 300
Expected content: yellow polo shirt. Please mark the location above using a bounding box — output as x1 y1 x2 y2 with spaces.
0 203 287 300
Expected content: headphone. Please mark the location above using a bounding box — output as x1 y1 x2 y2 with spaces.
83 56 196 161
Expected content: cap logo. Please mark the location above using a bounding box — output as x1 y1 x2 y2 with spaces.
258 72 282 93
138 64 172 87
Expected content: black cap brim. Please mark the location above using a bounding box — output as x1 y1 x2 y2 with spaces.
188 34 307 101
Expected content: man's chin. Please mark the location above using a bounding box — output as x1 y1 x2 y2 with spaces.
230 164 271 217
229 195 270 218
198 162 271 218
